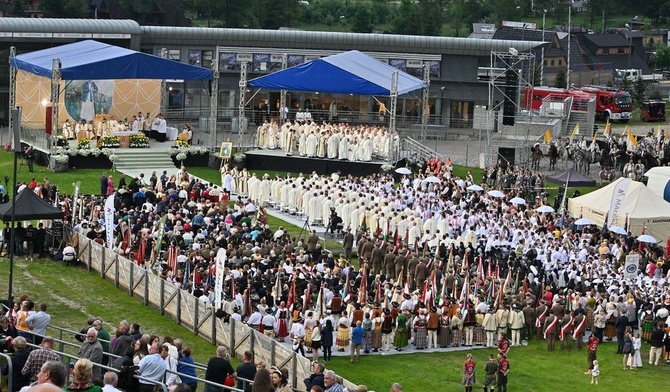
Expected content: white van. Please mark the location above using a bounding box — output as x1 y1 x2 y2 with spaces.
642 166 670 202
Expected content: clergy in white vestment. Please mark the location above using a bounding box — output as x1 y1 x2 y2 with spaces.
305 132 318 157
327 132 340 159
338 134 349 160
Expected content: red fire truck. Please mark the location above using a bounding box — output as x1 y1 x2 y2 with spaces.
522 87 592 112
577 86 632 123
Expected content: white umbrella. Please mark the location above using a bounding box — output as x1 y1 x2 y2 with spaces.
395 167 411 175
609 226 627 235
575 218 595 226
467 185 484 191
487 190 505 198
536 205 555 213
637 234 657 243
424 176 442 183
509 197 526 205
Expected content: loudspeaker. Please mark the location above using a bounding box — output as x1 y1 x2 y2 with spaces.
498 147 515 167
502 70 518 126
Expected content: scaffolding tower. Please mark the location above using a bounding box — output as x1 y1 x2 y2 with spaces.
485 49 536 168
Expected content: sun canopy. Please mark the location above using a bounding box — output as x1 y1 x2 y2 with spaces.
546 168 596 187
0 188 64 221
249 50 426 96
10 40 212 81
568 179 670 243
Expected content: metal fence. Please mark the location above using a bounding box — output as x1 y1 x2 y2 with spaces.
72 229 356 391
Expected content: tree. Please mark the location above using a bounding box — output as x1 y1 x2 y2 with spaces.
530 64 542 86
351 2 374 33
633 77 647 107
39 0 89 18
554 68 567 88
653 45 670 70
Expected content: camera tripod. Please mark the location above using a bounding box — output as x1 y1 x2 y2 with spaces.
297 216 311 243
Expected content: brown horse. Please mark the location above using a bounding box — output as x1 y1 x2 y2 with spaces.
530 146 543 170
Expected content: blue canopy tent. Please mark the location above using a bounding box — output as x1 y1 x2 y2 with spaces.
248 50 426 95
10 40 213 80
8 40 217 152
247 50 427 156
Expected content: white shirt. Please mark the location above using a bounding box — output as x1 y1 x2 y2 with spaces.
102 385 123 392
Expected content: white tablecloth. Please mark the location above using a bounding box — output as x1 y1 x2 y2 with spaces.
111 131 139 137
166 127 179 141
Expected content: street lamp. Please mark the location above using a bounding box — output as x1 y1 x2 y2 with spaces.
541 9 547 86
625 23 632 70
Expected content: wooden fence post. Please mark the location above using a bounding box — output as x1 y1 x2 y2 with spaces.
114 254 119 287
143 269 149 306
176 291 181 325
230 319 236 357
87 240 92 272
193 301 199 335
159 279 165 315
211 312 216 345
101 247 105 278
129 262 134 296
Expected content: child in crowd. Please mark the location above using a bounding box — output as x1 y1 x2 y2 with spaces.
591 360 600 384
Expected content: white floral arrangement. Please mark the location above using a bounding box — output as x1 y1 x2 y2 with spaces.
108 154 120 163
233 152 246 162
55 147 67 155
101 148 112 156
78 148 91 157
191 146 209 155
54 154 69 164
168 146 188 156
380 164 393 172
67 148 79 156
90 148 102 157
176 152 187 162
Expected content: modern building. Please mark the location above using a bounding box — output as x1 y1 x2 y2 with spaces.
0 17 543 133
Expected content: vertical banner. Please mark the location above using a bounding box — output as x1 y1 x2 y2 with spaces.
214 248 227 309
624 253 639 279
607 178 631 228
104 195 115 249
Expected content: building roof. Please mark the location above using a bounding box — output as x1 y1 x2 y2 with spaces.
0 17 141 35
582 34 630 48
140 26 543 56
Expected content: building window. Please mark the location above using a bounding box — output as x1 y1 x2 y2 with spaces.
558 59 562 65
543 60 547 66
202 50 213 68
168 49 181 61
550 60 555 66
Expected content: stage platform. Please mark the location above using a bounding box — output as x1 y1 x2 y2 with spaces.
244 149 396 176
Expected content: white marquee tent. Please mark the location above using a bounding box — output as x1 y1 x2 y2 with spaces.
568 179 670 243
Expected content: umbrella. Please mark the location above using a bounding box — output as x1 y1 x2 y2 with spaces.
509 197 526 205
424 176 442 183
609 226 627 235
395 167 411 175
575 218 594 226
536 205 555 213
467 185 484 191
487 190 505 198
637 234 657 243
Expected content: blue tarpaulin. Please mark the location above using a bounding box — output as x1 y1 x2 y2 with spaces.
249 50 426 96
11 40 212 81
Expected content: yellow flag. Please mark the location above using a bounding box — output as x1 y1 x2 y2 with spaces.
627 127 637 148
544 128 552 143
603 119 611 137
569 124 579 141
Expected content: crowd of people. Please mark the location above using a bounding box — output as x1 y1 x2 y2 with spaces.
6 125 670 391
